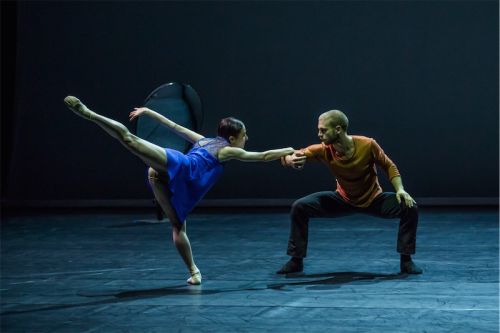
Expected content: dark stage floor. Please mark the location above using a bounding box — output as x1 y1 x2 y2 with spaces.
1 206 498 332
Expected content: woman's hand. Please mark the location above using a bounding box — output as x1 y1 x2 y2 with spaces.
129 107 151 121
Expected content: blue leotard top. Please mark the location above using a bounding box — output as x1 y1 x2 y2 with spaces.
153 136 230 223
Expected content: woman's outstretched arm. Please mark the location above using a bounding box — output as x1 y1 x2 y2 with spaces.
218 147 295 163
130 107 204 144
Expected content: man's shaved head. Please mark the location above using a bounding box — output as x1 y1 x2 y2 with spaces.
319 110 349 131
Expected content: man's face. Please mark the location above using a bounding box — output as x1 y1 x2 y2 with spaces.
318 117 338 145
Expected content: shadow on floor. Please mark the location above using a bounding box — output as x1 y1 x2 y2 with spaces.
1 272 409 316
106 222 165 228
268 271 410 291
1 285 205 316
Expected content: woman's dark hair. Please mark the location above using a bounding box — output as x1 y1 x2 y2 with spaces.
217 117 244 140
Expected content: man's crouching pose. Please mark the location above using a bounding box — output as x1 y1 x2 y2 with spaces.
277 110 423 275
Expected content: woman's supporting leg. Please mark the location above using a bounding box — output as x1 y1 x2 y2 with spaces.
174 223 201 285
148 168 201 284
64 96 168 172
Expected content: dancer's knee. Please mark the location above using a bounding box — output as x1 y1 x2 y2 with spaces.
170 219 184 234
410 204 418 216
122 133 137 148
402 203 419 217
148 167 157 181
172 226 182 240
291 199 308 216
149 168 170 186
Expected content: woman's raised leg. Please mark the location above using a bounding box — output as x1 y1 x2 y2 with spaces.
148 168 201 285
64 96 168 172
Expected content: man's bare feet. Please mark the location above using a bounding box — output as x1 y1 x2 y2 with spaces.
64 96 95 120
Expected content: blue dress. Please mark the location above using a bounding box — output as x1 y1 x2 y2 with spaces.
148 136 230 223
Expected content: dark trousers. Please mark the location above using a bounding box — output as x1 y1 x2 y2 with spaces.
287 191 419 258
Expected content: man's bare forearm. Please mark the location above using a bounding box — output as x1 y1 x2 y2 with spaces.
391 176 404 192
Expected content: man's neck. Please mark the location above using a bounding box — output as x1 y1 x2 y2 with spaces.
332 134 354 158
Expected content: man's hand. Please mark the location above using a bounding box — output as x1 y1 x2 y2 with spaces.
396 190 416 208
285 151 307 170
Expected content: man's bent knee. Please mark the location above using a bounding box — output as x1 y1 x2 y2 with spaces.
400 203 419 219
291 199 307 214
409 204 418 216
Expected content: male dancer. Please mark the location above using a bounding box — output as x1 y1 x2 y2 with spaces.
277 110 423 274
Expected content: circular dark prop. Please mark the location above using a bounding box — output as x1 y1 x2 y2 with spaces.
135 83 203 153
134 83 203 223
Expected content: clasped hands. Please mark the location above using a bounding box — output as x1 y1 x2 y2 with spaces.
284 151 307 170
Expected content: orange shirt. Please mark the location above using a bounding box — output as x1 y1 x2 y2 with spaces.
299 136 400 207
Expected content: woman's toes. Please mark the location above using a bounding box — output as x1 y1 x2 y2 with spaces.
64 96 80 109
64 96 94 119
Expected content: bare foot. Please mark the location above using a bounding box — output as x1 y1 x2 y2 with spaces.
64 96 95 120
187 268 202 285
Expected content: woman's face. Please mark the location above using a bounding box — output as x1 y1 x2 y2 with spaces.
230 126 248 148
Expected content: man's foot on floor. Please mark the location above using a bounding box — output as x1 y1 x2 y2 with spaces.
64 96 95 120
400 260 423 274
276 260 303 274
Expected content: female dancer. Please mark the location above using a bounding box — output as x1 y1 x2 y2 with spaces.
64 96 295 285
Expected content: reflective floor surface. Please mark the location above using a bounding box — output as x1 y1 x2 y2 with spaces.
1 206 498 332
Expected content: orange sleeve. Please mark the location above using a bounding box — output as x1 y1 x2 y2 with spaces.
370 139 400 180
299 144 325 162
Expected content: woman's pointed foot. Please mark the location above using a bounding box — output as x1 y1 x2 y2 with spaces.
64 96 96 120
187 266 201 285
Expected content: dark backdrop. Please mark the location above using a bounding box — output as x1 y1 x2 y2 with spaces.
3 1 498 201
